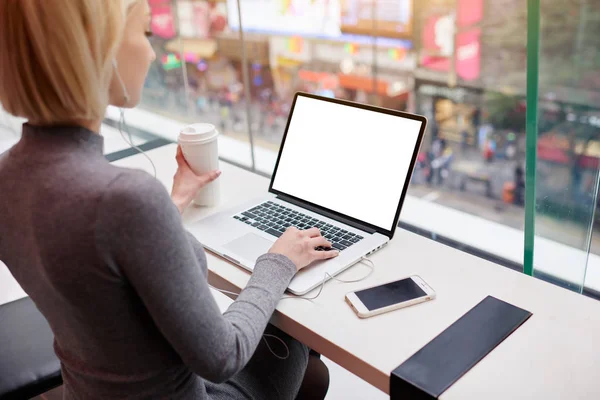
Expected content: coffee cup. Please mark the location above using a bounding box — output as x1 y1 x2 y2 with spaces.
178 123 220 206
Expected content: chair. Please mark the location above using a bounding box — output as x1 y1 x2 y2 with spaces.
296 351 330 400
0 297 62 400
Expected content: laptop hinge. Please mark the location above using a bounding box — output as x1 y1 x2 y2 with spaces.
276 194 377 234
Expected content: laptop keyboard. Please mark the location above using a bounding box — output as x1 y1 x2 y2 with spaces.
233 201 364 251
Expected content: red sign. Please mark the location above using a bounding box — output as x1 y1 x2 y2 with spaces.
422 15 453 57
421 22 481 81
456 29 481 81
420 0 482 81
151 5 176 39
457 0 484 27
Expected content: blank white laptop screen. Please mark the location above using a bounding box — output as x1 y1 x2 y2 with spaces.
272 95 423 231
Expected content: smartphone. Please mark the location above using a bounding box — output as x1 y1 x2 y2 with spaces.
345 275 435 318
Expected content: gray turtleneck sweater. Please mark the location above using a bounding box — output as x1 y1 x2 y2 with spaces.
0 124 297 399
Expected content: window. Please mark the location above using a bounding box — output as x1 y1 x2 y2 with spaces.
99 0 600 296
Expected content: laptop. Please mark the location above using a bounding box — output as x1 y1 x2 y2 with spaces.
188 92 426 295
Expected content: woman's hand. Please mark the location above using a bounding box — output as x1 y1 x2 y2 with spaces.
171 145 221 214
269 227 339 272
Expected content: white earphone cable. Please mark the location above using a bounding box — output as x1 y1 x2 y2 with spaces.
283 257 375 302
117 108 157 179
262 334 290 360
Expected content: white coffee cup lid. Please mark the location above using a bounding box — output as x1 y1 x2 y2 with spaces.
179 123 218 142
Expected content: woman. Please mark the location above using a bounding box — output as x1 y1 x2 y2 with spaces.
0 1 338 399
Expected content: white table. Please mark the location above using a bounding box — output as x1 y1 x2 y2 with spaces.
4 143 600 399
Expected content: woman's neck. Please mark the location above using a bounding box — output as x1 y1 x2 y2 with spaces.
73 119 102 134
27 118 103 134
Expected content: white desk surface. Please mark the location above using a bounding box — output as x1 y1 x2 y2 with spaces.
3 143 600 399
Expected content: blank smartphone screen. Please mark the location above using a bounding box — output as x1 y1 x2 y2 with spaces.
271 95 423 231
355 278 426 311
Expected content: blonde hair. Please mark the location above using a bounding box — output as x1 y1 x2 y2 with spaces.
0 0 140 124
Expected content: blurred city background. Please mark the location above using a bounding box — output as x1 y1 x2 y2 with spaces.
138 0 600 257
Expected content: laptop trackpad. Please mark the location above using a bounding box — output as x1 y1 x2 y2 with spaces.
224 233 274 263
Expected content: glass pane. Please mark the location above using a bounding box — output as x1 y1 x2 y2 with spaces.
229 0 529 267
409 0 526 266
533 0 600 293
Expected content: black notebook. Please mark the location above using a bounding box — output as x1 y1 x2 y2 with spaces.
390 296 532 399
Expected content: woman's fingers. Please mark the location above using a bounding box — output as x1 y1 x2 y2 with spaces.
309 236 340 260
196 170 221 187
302 227 322 238
176 145 185 165
309 236 332 249
314 247 340 260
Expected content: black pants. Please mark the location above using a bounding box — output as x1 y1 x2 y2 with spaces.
205 325 309 400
